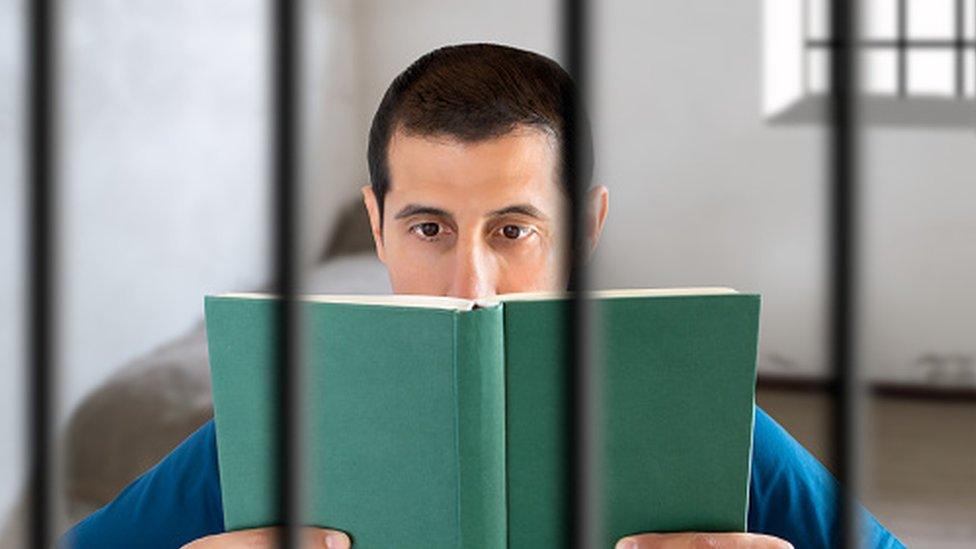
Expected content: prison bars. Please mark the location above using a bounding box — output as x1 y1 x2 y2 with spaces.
829 0 862 547
23 1 867 547
271 1 302 548
562 0 596 547
26 0 57 547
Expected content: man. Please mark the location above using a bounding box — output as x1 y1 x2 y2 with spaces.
63 43 903 548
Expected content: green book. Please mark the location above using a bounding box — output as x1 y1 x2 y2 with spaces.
205 288 760 548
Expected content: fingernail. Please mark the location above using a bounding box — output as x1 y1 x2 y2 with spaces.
325 531 349 549
615 539 637 549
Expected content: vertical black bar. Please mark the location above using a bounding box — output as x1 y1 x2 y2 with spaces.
897 0 907 96
802 0 810 95
272 0 300 547
562 0 593 547
26 0 57 548
956 0 965 97
829 0 860 547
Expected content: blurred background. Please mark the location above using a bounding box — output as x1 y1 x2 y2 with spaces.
1 0 973 546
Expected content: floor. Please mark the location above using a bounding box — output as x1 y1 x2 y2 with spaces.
757 388 976 548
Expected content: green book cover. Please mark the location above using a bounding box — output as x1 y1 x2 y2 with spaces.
205 288 760 548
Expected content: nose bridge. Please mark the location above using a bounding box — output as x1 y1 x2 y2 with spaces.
451 231 494 300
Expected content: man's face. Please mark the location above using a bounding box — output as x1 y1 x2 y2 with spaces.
363 126 607 300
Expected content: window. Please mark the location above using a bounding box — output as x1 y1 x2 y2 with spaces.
763 0 976 126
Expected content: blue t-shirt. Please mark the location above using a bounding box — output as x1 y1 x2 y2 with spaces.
62 406 903 548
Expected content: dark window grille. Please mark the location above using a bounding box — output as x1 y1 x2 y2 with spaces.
803 0 976 98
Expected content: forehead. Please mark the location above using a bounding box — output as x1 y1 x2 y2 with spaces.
385 127 562 208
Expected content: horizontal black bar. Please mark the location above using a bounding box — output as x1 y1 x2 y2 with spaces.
807 39 976 49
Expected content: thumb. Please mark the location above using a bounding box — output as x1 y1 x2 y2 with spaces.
307 528 351 549
616 532 793 549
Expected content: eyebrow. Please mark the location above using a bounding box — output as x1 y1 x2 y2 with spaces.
394 204 454 221
392 202 549 222
487 204 549 221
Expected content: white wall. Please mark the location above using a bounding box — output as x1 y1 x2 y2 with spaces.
303 0 366 265
861 130 976 385
0 0 26 525
351 0 976 384
349 0 561 188
589 0 831 379
57 1 270 427
0 0 362 519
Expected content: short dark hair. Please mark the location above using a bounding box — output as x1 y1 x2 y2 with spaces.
367 43 592 221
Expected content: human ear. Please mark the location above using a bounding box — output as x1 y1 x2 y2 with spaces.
361 184 387 264
584 185 609 261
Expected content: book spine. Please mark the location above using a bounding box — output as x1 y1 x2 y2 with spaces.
454 305 507 548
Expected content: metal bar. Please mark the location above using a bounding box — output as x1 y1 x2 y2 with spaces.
26 0 57 547
958 0 966 97
897 0 907 96
828 0 861 547
271 0 301 547
561 0 594 547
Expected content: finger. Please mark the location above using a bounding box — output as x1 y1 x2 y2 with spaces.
180 527 351 549
616 532 794 549
305 527 352 549
180 527 279 548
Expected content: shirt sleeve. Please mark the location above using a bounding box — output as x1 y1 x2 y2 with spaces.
748 406 905 548
61 419 225 549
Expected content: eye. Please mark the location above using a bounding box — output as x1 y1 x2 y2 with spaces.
409 222 445 241
497 224 531 240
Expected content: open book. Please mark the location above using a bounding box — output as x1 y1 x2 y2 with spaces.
205 288 760 548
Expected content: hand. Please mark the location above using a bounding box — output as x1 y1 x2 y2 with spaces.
616 532 793 549
181 527 351 548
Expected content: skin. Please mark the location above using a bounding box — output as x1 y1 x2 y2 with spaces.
364 126 600 298
183 126 791 549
